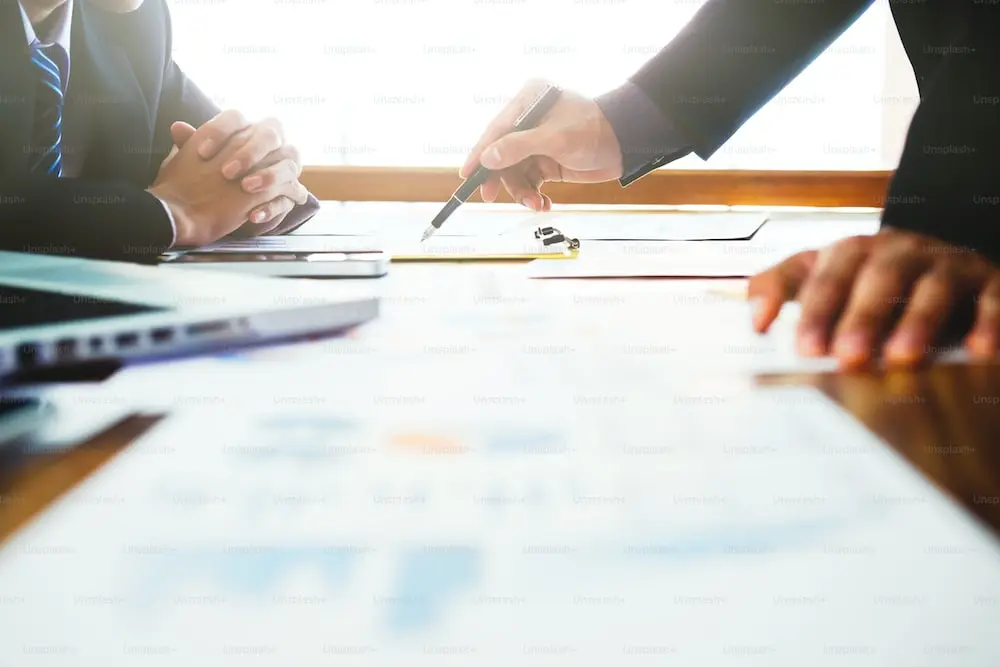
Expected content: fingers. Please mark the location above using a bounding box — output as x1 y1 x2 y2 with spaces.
485 160 553 210
220 117 286 180
278 180 309 206
461 79 549 178
242 154 301 194
247 179 305 224
747 250 818 333
966 273 1000 358
479 127 554 171
524 164 552 211
882 267 960 366
479 161 549 209
535 156 565 183
194 109 249 160
248 196 295 226
831 235 931 368
480 176 501 203
794 236 872 357
241 163 307 223
499 166 544 210
170 121 197 148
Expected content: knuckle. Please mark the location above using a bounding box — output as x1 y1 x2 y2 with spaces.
978 280 1000 310
925 265 957 288
803 272 840 297
835 235 869 255
218 109 247 130
985 275 1000 298
255 169 277 189
202 125 226 143
282 158 302 180
895 234 923 254
259 126 283 149
227 127 254 150
863 261 903 287
230 110 249 127
282 159 301 180
290 183 308 203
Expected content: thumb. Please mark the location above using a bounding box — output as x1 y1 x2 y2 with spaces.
479 128 554 170
170 121 197 148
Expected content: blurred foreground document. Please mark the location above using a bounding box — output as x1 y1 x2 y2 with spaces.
96 283 969 416
0 383 998 664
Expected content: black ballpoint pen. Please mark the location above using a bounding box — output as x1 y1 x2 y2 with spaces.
421 84 563 241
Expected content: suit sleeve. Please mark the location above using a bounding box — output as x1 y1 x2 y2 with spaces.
153 4 320 236
620 0 873 173
879 14 1000 264
595 82 694 186
0 177 174 261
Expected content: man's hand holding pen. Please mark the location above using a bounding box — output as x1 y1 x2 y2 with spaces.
423 83 568 240
460 80 625 213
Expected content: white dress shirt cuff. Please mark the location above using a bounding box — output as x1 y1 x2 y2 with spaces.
156 197 178 247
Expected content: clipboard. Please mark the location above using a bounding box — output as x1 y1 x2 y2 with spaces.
392 226 580 261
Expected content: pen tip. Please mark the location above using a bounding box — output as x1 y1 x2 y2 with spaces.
421 226 436 242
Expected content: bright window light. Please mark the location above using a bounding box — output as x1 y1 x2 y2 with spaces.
168 0 917 170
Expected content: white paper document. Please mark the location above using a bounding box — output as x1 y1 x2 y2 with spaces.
528 241 785 278
1 383 998 665
299 203 767 241
537 211 767 241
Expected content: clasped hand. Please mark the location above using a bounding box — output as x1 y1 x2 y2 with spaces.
150 110 308 247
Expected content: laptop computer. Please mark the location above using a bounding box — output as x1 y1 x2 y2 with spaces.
0 251 379 378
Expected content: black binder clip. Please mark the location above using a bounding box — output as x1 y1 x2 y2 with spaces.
535 226 580 250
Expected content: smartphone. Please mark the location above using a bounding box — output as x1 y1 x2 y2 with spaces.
162 251 390 278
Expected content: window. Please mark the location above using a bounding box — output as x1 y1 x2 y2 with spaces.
168 0 918 170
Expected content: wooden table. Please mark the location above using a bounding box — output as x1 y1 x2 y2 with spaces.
3 209 1000 550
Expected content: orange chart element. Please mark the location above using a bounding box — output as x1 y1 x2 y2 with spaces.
389 432 470 454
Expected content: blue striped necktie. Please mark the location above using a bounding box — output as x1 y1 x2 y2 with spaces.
29 43 64 176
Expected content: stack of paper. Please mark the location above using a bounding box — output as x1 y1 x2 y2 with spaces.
301 203 767 241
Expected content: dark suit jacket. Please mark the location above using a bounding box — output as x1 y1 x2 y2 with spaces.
0 0 318 262
625 0 1000 263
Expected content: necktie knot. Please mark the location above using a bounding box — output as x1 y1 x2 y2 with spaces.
29 43 65 177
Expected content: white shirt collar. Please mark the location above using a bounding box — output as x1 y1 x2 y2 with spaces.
18 1 74 92
19 0 74 53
